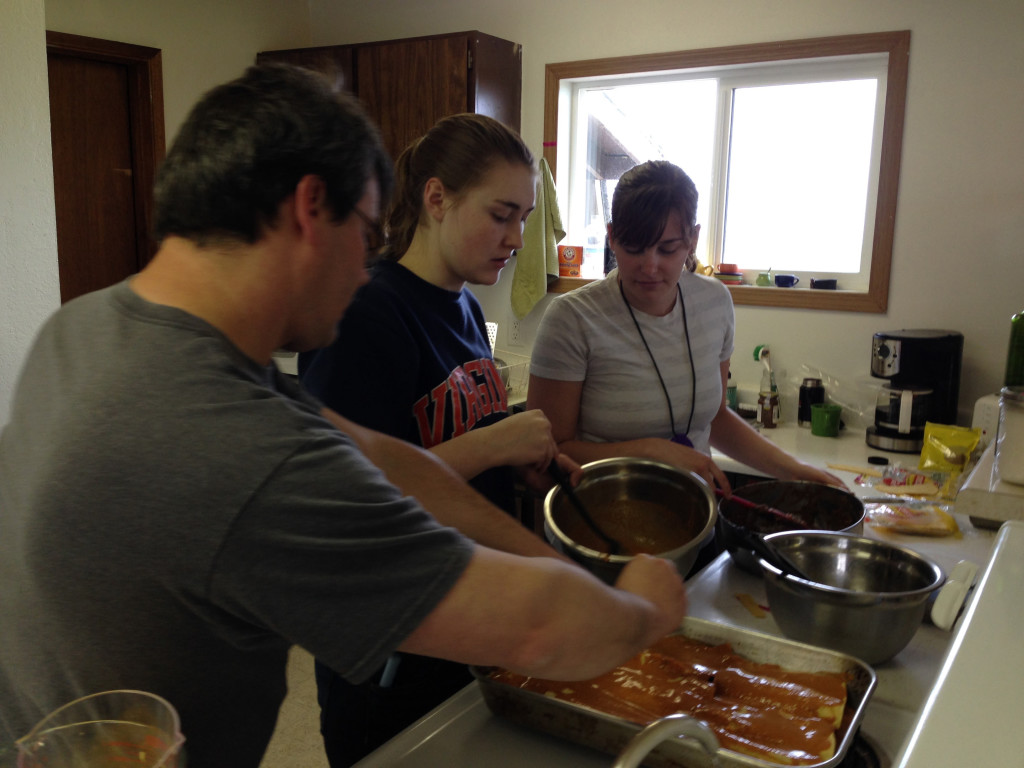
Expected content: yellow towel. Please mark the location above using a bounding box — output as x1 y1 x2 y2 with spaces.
511 157 564 319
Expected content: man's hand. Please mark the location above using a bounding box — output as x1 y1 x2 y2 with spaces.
613 554 688 641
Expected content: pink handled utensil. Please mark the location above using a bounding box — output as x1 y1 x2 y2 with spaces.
714 488 807 528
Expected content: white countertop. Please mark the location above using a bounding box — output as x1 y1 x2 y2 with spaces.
711 419 913 482
895 521 1024 767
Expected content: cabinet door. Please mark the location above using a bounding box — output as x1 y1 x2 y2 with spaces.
354 35 469 159
467 33 521 135
256 46 354 94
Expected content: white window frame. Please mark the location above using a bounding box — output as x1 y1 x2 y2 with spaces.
543 31 911 313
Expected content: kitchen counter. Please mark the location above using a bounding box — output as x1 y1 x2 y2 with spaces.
354 508 997 768
711 419 913 482
353 424 1000 767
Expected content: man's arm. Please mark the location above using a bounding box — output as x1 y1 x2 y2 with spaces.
400 547 687 681
321 407 555 558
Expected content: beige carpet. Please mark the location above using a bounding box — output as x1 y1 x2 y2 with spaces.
260 646 329 768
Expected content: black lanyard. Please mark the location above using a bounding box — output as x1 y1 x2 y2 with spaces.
619 279 697 443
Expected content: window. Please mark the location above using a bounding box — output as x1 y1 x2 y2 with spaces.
544 31 910 312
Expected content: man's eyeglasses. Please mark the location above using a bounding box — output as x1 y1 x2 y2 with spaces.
352 207 385 256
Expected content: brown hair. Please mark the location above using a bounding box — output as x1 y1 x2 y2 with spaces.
382 113 534 259
609 161 698 269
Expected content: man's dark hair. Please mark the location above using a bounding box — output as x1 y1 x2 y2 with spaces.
154 63 392 245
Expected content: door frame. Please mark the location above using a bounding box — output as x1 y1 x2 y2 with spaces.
46 31 166 265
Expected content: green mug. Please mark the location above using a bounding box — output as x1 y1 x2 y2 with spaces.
810 403 842 437
755 271 772 287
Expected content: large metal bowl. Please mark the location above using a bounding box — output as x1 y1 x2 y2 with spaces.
717 480 865 574
544 457 716 584
759 531 946 664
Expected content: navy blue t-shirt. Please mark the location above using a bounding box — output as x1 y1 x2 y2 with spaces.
300 260 516 513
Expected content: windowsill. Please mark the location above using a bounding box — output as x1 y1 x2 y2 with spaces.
548 277 886 312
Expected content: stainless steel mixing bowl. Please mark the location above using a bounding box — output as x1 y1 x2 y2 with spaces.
544 457 716 584
717 480 865 574
759 531 945 664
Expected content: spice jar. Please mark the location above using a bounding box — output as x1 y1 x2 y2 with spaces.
996 386 1024 485
757 391 780 429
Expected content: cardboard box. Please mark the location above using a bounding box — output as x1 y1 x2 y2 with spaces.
557 245 583 277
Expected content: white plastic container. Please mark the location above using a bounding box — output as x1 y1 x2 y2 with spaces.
996 386 1024 485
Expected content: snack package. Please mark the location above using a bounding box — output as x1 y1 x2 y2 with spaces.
919 422 981 473
880 464 941 495
865 503 960 537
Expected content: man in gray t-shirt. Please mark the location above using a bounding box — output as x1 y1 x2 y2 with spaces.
0 64 687 768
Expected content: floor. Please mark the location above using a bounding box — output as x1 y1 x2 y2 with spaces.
260 646 330 768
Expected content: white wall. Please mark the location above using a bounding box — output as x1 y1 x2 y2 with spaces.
0 0 312 424
310 0 1024 424
0 0 61 423
43 0 313 154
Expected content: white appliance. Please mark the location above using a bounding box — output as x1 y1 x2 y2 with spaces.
972 392 1001 449
956 441 1024 527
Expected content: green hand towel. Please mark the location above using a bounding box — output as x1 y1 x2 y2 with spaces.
511 158 564 319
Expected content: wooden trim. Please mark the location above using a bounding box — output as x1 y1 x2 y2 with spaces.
46 31 166 264
549 278 885 312
543 31 910 314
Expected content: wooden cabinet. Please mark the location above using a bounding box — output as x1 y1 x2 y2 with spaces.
257 31 521 159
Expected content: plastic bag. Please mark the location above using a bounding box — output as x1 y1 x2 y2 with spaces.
866 503 960 537
919 422 981 473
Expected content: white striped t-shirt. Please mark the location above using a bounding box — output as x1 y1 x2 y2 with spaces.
530 268 735 455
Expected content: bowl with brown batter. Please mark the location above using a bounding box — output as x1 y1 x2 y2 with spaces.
543 457 717 584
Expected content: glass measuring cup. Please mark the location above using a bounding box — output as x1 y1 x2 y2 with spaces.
15 690 185 767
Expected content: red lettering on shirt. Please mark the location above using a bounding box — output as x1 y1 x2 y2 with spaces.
412 380 450 448
464 360 493 417
481 359 509 412
410 358 509 446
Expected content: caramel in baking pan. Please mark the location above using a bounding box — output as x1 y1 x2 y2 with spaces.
489 634 848 766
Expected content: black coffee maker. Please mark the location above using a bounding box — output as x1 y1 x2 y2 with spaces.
865 329 964 453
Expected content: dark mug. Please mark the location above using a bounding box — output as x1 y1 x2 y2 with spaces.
810 278 837 290
774 274 799 288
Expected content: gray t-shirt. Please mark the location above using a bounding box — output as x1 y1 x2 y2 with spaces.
0 282 474 767
530 269 735 454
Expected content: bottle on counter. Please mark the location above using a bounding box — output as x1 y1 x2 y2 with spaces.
1004 310 1024 387
757 365 780 429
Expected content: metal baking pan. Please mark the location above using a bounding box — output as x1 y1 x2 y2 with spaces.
472 616 876 768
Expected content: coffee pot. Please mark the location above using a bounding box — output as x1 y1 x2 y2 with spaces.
865 329 963 453
870 386 933 452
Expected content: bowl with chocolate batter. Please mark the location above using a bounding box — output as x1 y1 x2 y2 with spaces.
543 457 717 584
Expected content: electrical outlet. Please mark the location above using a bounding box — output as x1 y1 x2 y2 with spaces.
508 318 523 346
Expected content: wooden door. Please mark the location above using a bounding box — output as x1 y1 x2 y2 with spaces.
46 32 165 303
354 35 470 159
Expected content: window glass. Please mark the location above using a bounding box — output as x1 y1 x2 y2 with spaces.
572 79 717 276
724 78 878 275
567 66 881 284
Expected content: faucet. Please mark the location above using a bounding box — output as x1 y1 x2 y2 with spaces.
612 713 720 768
